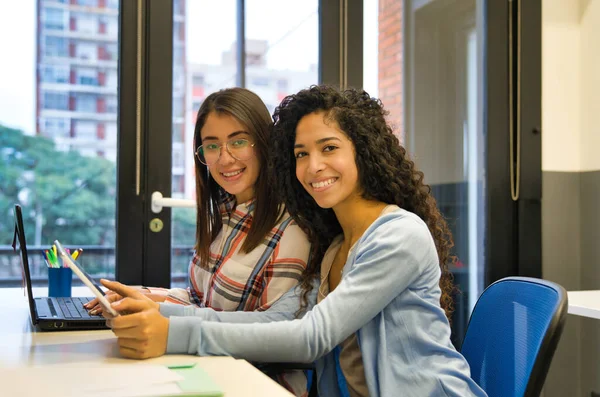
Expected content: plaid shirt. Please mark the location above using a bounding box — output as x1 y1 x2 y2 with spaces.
163 193 310 312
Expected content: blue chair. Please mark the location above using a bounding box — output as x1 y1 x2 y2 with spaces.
460 277 568 397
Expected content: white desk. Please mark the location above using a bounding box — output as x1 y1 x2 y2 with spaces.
567 290 600 320
0 287 293 396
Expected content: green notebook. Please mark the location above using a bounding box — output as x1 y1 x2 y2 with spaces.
165 364 224 397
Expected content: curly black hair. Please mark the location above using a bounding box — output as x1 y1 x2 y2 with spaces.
271 85 456 319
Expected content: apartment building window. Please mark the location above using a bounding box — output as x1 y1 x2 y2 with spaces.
107 0 119 10
76 42 97 61
106 96 117 113
105 122 117 142
43 8 66 30
78 0 98 6
192 74 205 87
43 92 69 110
172 143 185 169
172 100 183 118
192 101 203 113
77 67 98 85
74 120 97 140
98 16 118 37
74 14 98 34
42 117 70 138
41 64 70 84
106 70 118 88
44 36 68 57
251 77 270 87
105 43 118 61
76 94 96 113
276 79 288 91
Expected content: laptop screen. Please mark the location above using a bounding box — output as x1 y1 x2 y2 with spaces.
12 204 38 324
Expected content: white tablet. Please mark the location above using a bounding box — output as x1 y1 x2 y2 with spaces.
54 239 119 317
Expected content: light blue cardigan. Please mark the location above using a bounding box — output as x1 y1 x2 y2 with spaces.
160 208 487 397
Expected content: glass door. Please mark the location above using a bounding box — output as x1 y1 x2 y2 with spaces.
1 0 120 287
364 0 541 346
168 0 319 287
405 0 486 344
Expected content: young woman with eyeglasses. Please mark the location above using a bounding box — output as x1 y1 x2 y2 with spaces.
86 87 312 396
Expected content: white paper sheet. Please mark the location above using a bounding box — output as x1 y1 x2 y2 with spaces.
0 364 184 397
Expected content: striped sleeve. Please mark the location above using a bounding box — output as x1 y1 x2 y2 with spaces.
255 221 310 311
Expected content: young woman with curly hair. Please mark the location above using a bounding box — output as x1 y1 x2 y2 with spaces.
101 85 487 397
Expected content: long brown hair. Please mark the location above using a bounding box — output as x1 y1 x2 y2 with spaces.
194 88 282 267
271 85 456 319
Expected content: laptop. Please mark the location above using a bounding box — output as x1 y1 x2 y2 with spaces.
12 204 108 331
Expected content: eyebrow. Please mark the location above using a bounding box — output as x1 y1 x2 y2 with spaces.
294 136 342 149
202 130 249 142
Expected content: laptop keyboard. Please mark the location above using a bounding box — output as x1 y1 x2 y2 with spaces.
56 297 98 319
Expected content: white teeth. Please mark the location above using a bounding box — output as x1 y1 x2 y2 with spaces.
311 178 336 189
222 169 243 177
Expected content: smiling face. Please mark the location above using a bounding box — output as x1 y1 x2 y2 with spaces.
200 112 260 203
293 112 361 210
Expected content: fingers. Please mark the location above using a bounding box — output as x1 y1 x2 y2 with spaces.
84 298 99 309
118 344 144 359
100 279 146 300
109 310 152 330
84 291 118 309
87 294 123 315
112 297 159 315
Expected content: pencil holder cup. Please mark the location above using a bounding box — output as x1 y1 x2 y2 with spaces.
48 267 72 298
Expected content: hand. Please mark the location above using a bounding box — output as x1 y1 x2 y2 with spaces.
100 279 169 360
84 291 123 315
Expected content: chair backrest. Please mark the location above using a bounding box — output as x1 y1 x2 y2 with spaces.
460 277 568 397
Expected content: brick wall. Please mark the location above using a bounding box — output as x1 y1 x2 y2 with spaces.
378 0 404 138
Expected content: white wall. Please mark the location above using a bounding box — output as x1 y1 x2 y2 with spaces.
543 0 600 172
579 0 600 171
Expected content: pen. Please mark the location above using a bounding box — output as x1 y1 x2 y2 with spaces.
42 251 51 268
72 248 83 261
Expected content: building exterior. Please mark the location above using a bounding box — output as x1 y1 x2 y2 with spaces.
36 0 120 161
36 0 187 197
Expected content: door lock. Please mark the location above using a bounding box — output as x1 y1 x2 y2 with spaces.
149 218 164 233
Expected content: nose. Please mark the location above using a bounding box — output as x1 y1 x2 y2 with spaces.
218 146 236 166
307 153 325 175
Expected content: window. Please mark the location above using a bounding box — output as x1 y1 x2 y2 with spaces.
106 17 118 37
74 14 97 34
44 36 68 57
192 74 205 87
43 92 69 110
106 96 117 113
77 67 98 86
192 101 203 113
42 118 70 138
74 120 97 140
107 0 119 10
106 70 118 88
105 43 118 61
41 65 70 84
276 79 288 91
172 143 185 169
44 8 66 30
76 42 97 61
76 94 96 113
105 122 117 142
251 77 270 87
172 99 183 118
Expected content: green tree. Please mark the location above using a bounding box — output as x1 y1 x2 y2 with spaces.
0 124 116 247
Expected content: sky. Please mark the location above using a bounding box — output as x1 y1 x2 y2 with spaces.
0 0 378 134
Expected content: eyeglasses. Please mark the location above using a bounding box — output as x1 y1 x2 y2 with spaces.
195 138 256 166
